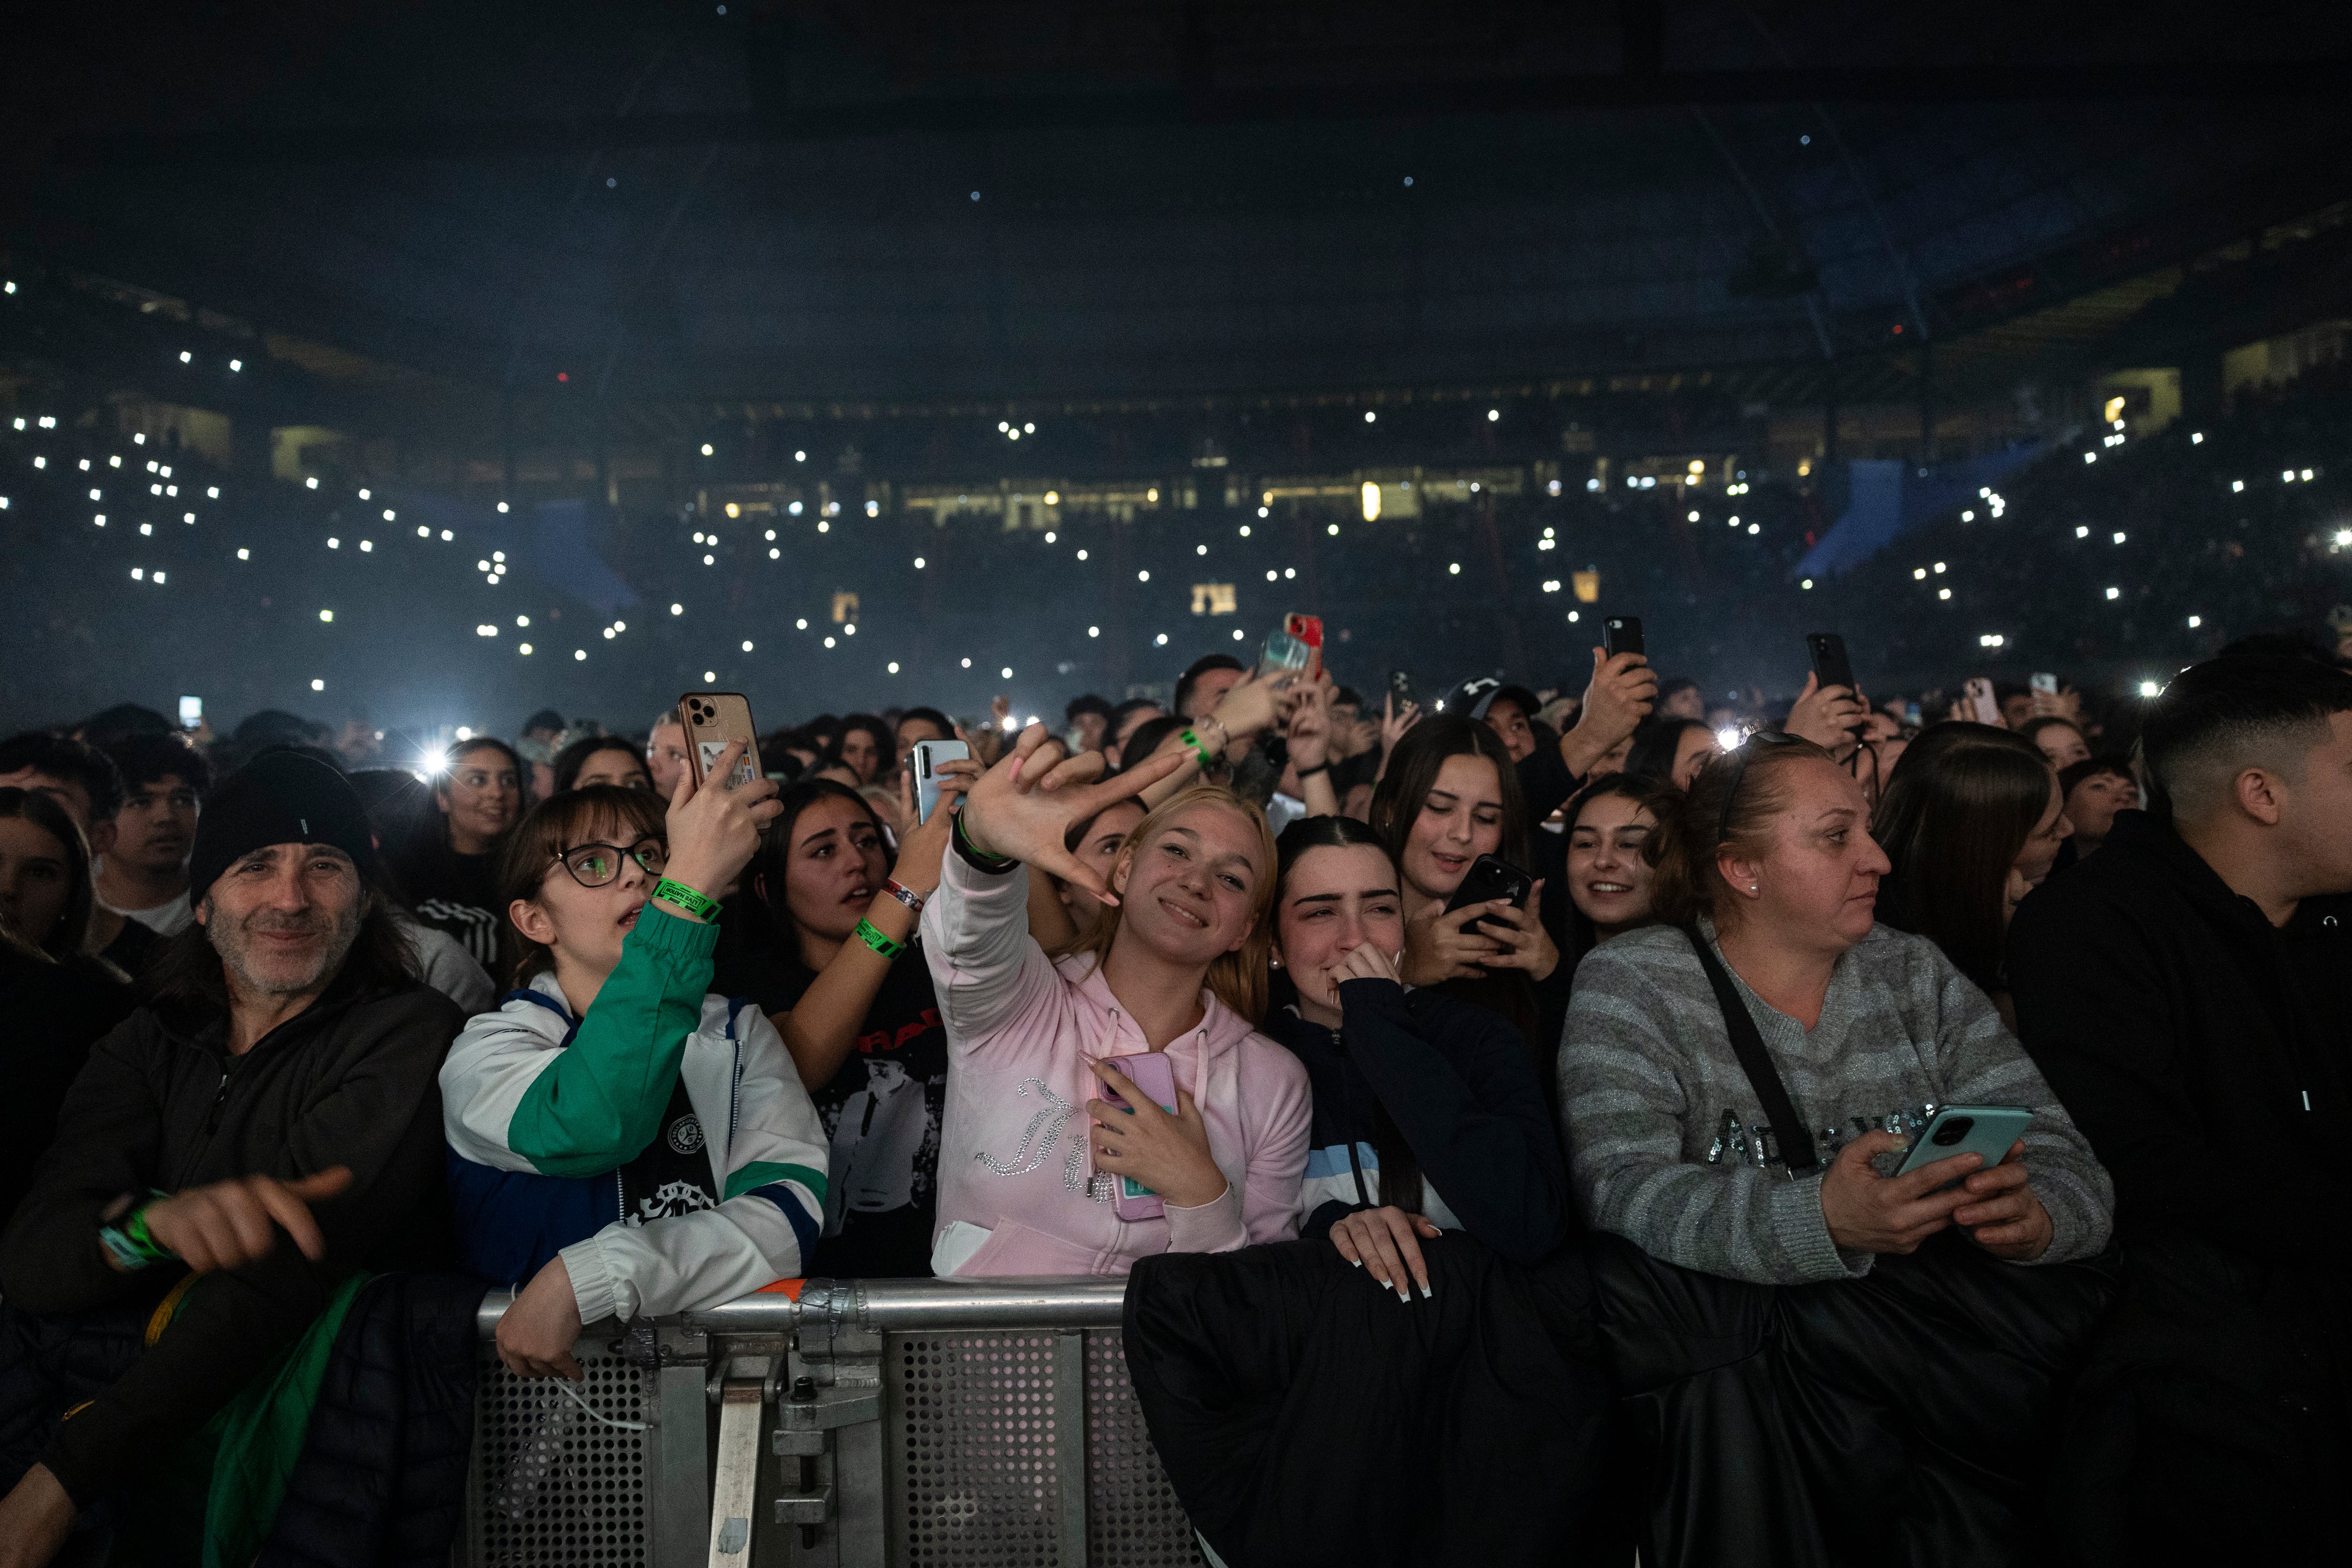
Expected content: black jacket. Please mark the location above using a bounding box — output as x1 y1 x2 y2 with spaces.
257 1272 488 1568
0 949 135 1226
1264 980 1571 1266
2007 809 2352 1267
0 975 461 1506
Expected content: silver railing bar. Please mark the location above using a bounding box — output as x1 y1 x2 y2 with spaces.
473 1276 1131 1338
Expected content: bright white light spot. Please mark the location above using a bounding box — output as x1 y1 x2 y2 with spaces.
2139 681 2162 698
704 554 715 565
358 539 371 551
888 662 901 673
1487 409 1500 422
701 443 714 455
824 636 836 648
518 643 532 655
1154 634 1168 647
603 627 615 639
1196 544 1208 555
2113 531 2127 544
1137 570 1150 582
1715 727 1743 751
1001 666 1014 679
2083 452 2096 464
130 568 143 580
208 486 219 499
1088 626 1100 637
1747 523 1760 535
306 476 318 488
1232 629 1245 641
440 530 453 540
961 657 972 667
1364 411 1376 423
179 350 191 363
1327 523 1340 536
2106 586 2122 600
767 547 779 559
795 451 806 462
310 679 324 691
1933 562 1946 573
574 649 587 661
1567 611 1580 622
1076 549 1089 560
2232 480 2244 491
318 609 334 622
866 500 880 516
1688 510 1700 523
741 640 755 652
2301 468 2314 481
1284 567 1297 579
1448 562 1462 575
1938 588 1951 600
1914 568 1927 580
816 521 828 533
2188 615 2202 628
237 548 249 560
2191 432 2204 443
1800 578 1813 590
1979 634 2005 648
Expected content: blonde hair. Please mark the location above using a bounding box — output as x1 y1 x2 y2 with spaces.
1060 784 1279 1023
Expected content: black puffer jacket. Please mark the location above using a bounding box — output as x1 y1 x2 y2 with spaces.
0 974 460 1506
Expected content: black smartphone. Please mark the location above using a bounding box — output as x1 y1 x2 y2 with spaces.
1442 853 1534 937
1805 632 1857 695
1602 616 1645 658
1388 668 1417 709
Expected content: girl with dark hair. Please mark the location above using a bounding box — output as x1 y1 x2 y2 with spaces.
552 733 654 793
2057 752 2138 859
1622 717 1720 792
1368 716 1560 1047
828 714 894 786
441 755 832 1381
391 736 525 967
0 786 105 967
893 706 956 765
722 757 978 1277
1870 723 2071 1019
1262 816 1571 1299
1557 773 1679 974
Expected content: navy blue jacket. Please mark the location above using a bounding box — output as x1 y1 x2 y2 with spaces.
1263 979 1572 1265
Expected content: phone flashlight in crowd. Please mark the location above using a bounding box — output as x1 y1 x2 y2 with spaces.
1388 668 1416 708
679 690 762 789
2030 672 2059 697
1715 724 1745 752
1259 628 1311 685
912 738 970 824
1904 701 1923 728
178 695 203 729
1602 616 1645 658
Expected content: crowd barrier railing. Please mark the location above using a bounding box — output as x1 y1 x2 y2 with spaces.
462 1276 1205 1568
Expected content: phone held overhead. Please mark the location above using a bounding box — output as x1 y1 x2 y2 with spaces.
677 690 762 789
911 738 970 824
1602 616 1645 659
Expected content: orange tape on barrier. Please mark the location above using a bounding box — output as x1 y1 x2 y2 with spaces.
755 1277 806 1298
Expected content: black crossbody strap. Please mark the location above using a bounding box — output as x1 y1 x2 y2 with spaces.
1680 923 1820 1174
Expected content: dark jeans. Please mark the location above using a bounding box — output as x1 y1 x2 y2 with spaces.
1586 1232 2116 1568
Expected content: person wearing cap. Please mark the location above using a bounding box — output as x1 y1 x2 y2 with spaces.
1442 677 1547 765
0 752 463 1564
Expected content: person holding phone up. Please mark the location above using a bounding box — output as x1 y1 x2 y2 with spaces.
917 727 1311 1277
439 742 831 1380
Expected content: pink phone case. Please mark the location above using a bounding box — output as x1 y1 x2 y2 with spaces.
1100 1053 1180 1221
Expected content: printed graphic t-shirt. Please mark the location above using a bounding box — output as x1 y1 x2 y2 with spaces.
717 934 948 1278
619 1073 721 1225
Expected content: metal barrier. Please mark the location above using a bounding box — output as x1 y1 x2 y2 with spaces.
460 1278 1205 1568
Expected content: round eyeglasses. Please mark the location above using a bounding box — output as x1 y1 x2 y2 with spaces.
553 838 667 888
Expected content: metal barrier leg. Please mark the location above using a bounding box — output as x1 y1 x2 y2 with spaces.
1052 1330 1090 1567
710 1362 769 1565
657 1333 713 1568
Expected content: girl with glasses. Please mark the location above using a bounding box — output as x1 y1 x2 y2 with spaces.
439 755 833 1382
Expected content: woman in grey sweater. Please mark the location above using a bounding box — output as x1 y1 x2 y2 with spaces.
1560 733 2113 1285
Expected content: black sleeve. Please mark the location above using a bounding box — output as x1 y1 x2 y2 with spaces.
25 992 459 1506
0 1013 173 1315
1515 743 1580 838
2007 884 2320 1260
1335 978 1573 1264
1304 1197 1357 1241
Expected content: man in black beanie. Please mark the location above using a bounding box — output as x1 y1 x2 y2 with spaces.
0 752 464 1564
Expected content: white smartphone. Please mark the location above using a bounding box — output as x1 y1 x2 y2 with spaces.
1965 677 2002 725
1893 1105 2034 1183
912 739 970 824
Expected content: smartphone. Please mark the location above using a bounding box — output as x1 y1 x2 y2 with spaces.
1965 677 2001 725
1904 701 1923 729
678 691 762 789
177 696 203 729
911 738 970 824
1098 1053 1181 1221
1259 629 1311 685
1805 632 1857 695
2029 672 2058 697
1892 1105 2035 1184
1442 853 1534 938
1388 668 1416 710
1284 613 1324 680
1602 616 1645 659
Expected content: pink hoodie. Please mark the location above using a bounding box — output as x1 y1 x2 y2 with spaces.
918 844 1311 1276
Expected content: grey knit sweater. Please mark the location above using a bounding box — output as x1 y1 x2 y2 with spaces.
1559 918 2113 1285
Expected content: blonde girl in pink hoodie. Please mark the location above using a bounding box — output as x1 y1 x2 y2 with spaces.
918 724 1312 1276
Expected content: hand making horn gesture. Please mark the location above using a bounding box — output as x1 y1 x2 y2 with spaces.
955 723 1189 904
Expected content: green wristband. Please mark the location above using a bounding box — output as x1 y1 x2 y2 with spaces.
855 917 907 960
653 878 722 921
953 811 1015 870
1180 727 1216 769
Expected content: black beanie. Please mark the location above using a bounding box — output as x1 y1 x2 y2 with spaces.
187 751 382 906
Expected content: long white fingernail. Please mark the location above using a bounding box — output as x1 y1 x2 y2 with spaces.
1349 1258 1361 1268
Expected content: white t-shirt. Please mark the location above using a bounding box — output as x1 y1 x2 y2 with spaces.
101 887 193 937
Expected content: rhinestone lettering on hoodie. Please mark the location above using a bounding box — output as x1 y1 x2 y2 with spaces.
974 1077 1083 1185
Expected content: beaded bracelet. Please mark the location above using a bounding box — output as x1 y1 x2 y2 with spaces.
855 917 908 960
653 878 722 921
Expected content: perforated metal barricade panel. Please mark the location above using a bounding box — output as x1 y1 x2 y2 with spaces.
880 1329 1202 1568
1084 1330 1204 1568
887 1330 1067 1564
466 1342 658 1566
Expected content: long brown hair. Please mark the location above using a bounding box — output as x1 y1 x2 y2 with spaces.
1368 715 1530 877
0 786 97 960
1061 784 1278 1023
498 784 668 986
1645 734 1835 928
1869 724 2054 994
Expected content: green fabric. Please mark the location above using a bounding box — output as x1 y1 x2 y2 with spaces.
725 1159 830 1206
201 1271 374 1568
509 904 720 1176
108 1270 374 1566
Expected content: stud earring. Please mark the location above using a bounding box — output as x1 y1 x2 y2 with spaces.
1748 883 1760 894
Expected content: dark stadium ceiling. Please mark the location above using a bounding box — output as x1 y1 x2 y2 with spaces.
6 1 2352 409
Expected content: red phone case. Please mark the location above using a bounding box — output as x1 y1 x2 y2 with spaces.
1286 613 1324 679
1100 1053 1180 1221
